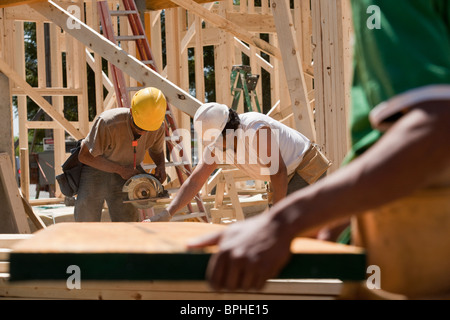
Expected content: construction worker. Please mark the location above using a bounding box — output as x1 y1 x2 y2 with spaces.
149 102 331 222
75 87 167 222
187 0 450 298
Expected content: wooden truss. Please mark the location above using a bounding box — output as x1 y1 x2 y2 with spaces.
0 0 353 214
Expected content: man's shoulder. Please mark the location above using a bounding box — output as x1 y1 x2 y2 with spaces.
97 108 129 125
240 112 271 127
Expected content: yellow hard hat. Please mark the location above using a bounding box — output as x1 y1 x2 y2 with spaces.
131 87 167 131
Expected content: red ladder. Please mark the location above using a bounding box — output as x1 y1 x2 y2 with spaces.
97 0 209 222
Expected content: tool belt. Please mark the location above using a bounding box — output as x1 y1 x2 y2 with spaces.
266 144 332 206
56 140 84 197
289 143 332 185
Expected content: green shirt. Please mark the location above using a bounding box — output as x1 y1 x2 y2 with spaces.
344 0 450 164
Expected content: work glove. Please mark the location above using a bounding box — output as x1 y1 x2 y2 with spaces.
147 209 172 222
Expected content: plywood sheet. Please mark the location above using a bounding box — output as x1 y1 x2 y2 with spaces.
9 223 366 281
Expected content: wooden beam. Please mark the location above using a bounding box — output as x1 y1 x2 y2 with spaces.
169 0 282 60
11 88 84 96
0 0 45 8
180 2 214 54
19 189 46 231
223 172 245 221
0 58 84 140
0 153 31 234
0 234 33 248
5 5 48 22
271 0 316 142
312 0 352 172
29 1 202 118
226 12 276 33
145 0 216 11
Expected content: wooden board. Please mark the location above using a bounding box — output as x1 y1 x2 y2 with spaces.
0 153 31 234
0 278 343 300
0 0 45 8
145 0 218 11
9 223 366 282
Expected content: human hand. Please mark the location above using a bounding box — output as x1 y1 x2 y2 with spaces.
148 209 172 222
154 165 167 183
187 214 293 291
118 166 141 180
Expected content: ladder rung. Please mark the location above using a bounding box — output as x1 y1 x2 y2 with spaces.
170 212 207 222
116 35 145 41
165 136 181 142
127 87 144 92
141 60 155 65
110 10 139 16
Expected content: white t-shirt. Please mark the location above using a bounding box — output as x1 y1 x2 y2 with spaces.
207 112 311 181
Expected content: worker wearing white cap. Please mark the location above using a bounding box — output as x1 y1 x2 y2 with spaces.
75 87 167 222
149 102 331 222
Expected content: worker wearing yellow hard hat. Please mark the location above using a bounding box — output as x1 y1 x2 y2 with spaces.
74 87 167 222
131 86 167 131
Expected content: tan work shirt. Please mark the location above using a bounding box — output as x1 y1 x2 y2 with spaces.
83 108 165 166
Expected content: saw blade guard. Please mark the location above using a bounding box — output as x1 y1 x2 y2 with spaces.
122 174 166 208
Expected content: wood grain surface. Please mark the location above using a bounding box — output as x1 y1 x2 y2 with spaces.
9 223 366 282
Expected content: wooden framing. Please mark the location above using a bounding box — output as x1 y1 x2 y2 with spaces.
0 0 367 301
312 0 353 172
271 0 316 141
0 153 31 234
0 0 45 9
0 0 353 208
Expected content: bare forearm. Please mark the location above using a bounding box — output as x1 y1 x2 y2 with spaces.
78 142 139 180
270 170 288 205
79 143 122 174
148 150 165 168
166 162 217 216
270 103 450 239
166 176 203 215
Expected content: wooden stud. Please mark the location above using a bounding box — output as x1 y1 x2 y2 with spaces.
19 148 29 201
271 0 316 142
0 153 31 234
223 171 245 221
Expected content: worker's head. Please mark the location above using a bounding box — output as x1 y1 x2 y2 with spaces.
194 103 240 150
131 87 166 132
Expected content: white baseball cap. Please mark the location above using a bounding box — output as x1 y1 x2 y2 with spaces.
194 103 230 147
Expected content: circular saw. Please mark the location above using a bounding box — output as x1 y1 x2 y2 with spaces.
122 174 169 209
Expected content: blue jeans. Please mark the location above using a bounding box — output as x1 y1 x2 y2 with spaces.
74 165 138 222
